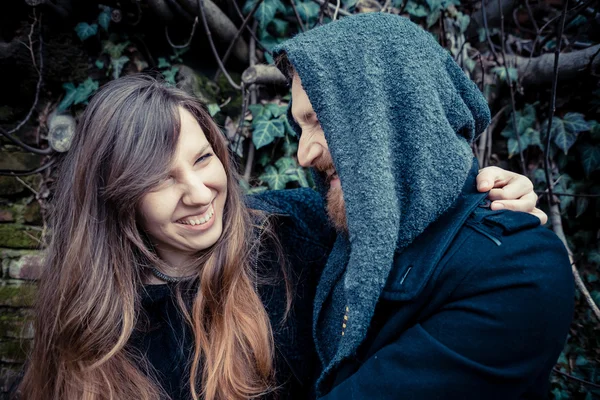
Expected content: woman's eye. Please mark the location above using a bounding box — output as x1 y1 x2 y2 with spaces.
196 153 213 164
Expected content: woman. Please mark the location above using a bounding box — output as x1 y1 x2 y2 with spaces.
16 75 541 400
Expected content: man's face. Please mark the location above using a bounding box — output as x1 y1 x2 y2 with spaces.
291 74 347 232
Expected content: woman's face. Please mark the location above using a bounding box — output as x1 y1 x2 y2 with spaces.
138 107 228 267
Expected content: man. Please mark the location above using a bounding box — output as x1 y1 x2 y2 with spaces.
273 13 574 399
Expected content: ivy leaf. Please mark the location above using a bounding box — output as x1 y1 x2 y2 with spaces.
73 78 99 105
207 103 221 117
245 0 285 29
275 156 297 173
295 1 320 23
110 55 129 79
248 185 269 195
589 120 600 141
157 57 171 69
265 103 287 118
576 197 589 218
259 165 290 190
426 10 442 28
102 40 130 59
404 0 429 17
283 136 298 156
588 250 600 266
562 112 590 135
579 144 600 177
269 18 289 36
162 67 179 85
249 104 270 119
95 59 104 69
57 82 78 112
344 0 360 10
492 66 518 83
252 116 285 149
98 8 111 31
455 12 470 33
548 117 579 154
501 104 536 140
74 22 98 41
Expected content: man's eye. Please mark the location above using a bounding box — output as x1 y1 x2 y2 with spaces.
196 153 213 164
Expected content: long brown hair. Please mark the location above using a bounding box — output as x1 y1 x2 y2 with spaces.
18 75 279 399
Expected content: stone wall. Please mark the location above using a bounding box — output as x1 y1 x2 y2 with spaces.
0 149 46 399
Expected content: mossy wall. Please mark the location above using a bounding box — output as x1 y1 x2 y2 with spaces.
0 149 45 398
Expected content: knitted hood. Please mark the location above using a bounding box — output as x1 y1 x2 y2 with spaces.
274 12 490 385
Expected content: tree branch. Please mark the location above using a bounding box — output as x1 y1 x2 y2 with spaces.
197 0 242 90
242 64 287 86
178 0 249 63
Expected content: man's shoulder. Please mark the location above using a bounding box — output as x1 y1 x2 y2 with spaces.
384 207 573 301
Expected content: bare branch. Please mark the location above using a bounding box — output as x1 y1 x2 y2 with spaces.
242 64 287 86
215 0 265 81
244 21 258 182
0 160 55 176
289 0 306 32
8 11 43 136
178 0 249 63
197 0 242 90
165 17 199 49
0 127 52 155
498 0 526 176
310 0 351 17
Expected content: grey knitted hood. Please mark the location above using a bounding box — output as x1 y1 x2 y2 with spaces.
274 12 490 385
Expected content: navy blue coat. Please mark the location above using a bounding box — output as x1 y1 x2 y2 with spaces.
315 174 575 399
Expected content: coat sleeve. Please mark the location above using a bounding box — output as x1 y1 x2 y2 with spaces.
319 224 574 400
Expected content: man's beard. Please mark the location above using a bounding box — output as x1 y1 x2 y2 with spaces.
326 184 348 233
313 154 348 233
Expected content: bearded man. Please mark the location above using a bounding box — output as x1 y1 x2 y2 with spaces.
273 12 574 399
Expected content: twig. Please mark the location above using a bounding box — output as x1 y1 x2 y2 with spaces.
289 0 306 32
197 0 241 90
24 9 39 73
230 0 273 56
482 0 499 62
244 21 258 182
497 0 526 176
512 7 537 35
524 0 539 33
215 0 265 81
553 368 600 389
333 0 341 20
0 127 52 155
7 12 43 136
0 160 55 176
310 0 351 17
16 176 39 196
478 53 485 91
537 191 600 198
234 86 249 156
165 16 198 49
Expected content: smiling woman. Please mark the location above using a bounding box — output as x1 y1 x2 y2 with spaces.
138 108 228 277
14 75 334 400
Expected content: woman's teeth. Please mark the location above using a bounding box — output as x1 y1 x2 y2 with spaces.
179 206 214 226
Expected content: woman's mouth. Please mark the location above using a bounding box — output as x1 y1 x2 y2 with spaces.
176 204 216 230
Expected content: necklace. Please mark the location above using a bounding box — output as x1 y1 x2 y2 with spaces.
150 266 182 284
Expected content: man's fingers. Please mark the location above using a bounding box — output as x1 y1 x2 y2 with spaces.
476 167 506 191
490 193 537 213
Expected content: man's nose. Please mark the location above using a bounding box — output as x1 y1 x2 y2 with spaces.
181 174 212 206
297 133 324 167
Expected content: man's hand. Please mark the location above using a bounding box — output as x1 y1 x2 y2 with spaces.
476 166 547 225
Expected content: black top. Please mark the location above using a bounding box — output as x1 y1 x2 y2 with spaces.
127 189 337 400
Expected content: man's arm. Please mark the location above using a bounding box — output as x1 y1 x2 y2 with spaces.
477 166 547 224
319 220 573 400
